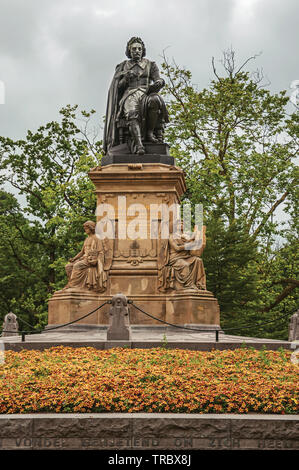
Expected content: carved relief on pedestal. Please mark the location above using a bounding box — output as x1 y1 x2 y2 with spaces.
103 192 176 270
100 193 114 203
113 221 157 267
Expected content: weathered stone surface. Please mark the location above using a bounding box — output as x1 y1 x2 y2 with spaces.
32 416 131 438
48 163 220 330
133 416 230 438
107 293 131 340
289 310 299 341
62 220 110 293
89 163 219 323
0 418 32 438
2 337 292 352
0 414 298 450
1 312 18 337
47 290 109 326
101 151 174 167
231 417 299 440
165 291 220 325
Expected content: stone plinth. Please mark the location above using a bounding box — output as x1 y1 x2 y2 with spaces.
107 293 131 340
101 142 174 166
47 290 107 327
1 312 18 337
289 310 299 341
47 291 220 329
48 158 221 329
165 291 220 327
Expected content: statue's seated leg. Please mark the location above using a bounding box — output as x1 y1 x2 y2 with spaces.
155 110 165 142
170 258 202 291
128 118 145 155
65 262 73 281
66 259 90 289
124 96 145 155
146 94 161 143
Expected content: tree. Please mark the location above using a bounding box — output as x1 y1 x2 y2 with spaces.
0 191 48 327
161 49 298 338
0 105 102 326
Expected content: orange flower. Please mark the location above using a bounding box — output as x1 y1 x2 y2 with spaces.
0 347 297 414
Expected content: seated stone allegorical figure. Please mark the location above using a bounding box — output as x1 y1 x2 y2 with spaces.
1 312 18 337
63 220 112 293
158 222 206 292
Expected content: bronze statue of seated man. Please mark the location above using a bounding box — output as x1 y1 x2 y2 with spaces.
103 36 169 156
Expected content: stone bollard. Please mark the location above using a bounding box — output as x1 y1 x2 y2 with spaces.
1 312 19 337
290 348 299 365
288 310 299 342
107 293 131 341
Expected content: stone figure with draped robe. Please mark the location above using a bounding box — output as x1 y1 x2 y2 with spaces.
158 224 206 292
64 221 112 293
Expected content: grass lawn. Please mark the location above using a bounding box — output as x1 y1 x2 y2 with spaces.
0 346 298 414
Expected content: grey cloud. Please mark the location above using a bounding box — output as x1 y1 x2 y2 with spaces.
0 0 297 139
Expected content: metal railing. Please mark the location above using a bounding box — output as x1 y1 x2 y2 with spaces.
130 301 221 341
0 301 109 342
0 297 292 344
129 302 292 342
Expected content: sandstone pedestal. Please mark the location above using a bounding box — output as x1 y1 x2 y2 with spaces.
47 156 220 330
48 291 220 330
165 291 220 327
47 290 106 330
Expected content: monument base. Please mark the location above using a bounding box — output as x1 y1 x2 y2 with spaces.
47 289 220 330
47 160 221 332
101 142 174 166
47 290 107 327
165 290 220 326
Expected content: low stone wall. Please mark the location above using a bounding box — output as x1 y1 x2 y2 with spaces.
0 413 298 450
2 340 292 352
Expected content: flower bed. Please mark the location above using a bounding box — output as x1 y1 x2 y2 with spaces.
0 346 298 414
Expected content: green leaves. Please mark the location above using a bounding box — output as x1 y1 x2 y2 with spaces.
0 106 103 326
162 52 298 338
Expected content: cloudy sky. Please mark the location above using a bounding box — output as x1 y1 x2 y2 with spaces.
0 0 298 140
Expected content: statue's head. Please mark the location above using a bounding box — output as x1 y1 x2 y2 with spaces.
125 36 146 60
83 220 96 234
